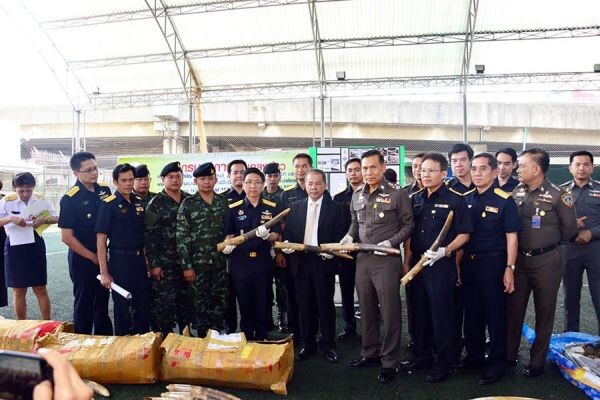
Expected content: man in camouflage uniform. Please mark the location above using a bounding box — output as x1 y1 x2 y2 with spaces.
134 164 157 208
176 162 229 337
145 161 191 338
262 162 288 332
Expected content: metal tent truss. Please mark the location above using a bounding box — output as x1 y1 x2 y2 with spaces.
90 72 600 109
67 25 600 69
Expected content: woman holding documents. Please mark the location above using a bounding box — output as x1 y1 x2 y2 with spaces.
0 172 58 319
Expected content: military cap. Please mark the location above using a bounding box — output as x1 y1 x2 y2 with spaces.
263 162 280 175
193 162 216 177
160 161 182 177
134 164 150 178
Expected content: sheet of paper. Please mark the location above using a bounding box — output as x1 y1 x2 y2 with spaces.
6 224 35 246
22 199 52 235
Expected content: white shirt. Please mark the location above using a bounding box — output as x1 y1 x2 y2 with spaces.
304 195 323 246
0 194 57 238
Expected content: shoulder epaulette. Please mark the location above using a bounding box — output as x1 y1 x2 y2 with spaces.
387 182 400 190
262 198 276 207
98 182 109 187
229 199 244 209
409 187 425 198
354 184 365 193
448 187 464 196
135 195 142 201
66 186 80 197
284 185 296 191
444 180 451 186
4 193 17 201
559 180 572 188
494 188 511 199
463 188 476 196
103 194 116 203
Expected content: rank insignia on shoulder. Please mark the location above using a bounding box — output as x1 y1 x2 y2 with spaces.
284 185 295 191
66 186 80 197
561 192 574 207
103 194 116 203
262 198 276 207
4 193 17 201
98 182 109 187
448 188 464 196
494 188 511 199
229 199 244 208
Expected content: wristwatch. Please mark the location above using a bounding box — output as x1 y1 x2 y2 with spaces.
506 264 516 271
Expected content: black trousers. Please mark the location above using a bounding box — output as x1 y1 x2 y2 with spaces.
408 255 457 370
225 269 238 333
231 256 272 341
462 254 507 374
294 254 336 350
68 250 112 335
108 251 150 336
337 258 357 333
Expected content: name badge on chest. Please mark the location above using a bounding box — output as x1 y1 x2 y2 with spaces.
376 194 391 204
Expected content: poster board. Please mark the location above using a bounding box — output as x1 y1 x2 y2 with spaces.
309 146 406 195
118 150 299 194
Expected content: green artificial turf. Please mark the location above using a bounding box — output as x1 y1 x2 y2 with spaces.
0 231 592 399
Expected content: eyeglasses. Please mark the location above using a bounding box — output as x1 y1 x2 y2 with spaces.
244 180 263 186
78 166 98 174
420 169 442 176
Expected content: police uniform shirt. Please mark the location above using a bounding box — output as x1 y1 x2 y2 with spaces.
560 178 600 239
225 197 282 260
464 186 522 254
224 188 246 203
0 194 58 237
410 184 473 255
59 180 111 250
279 184 308 209
95 191 145 251
512 179 578 250
348 179 414 246
446 176 476 194
494 176 519 193
403 181 423 196
334 186 354 233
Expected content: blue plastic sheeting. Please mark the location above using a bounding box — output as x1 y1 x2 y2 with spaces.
522 324 600 400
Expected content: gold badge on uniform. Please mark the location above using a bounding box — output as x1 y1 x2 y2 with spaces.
540 210 546 217
261 211 273 220
136 206 144 212
373 204 378 209
249 252 257 258
86 213 92 219
379 212 384 218
481 212 487 218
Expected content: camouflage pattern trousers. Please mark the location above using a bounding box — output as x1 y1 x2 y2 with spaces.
150 263 193 337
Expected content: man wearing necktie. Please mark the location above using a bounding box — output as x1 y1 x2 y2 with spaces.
282 169 345 363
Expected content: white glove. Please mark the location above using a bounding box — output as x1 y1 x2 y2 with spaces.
423 247 446 266
222 244 236 255
374 240 392 256
319 253 334 260
256 225 270 240
281 240 295 255
340 234 353 245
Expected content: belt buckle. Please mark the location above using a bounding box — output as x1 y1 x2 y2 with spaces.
249 252 257 258
524 250 532 257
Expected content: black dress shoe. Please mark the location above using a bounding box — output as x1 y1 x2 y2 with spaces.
425 368 449 383
377 368 397 384
478 370 503 385
349 356 381 368
400 358 432 372
524 365 544 377
295 346 315 361
337 331 357 341
323 348 339 363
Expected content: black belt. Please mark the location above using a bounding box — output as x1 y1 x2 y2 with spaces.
518 244 559 257
466 251 504 260
110 248 144 256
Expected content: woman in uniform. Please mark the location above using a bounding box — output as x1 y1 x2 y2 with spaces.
0 172 58 319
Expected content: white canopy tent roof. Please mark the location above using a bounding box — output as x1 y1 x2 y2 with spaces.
0 0 599 109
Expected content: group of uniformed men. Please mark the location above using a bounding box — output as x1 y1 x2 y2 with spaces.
57 144 599 386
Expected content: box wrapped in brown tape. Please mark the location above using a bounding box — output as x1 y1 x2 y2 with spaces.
0 319 66 352
38 332 162 384
160 331 294 395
